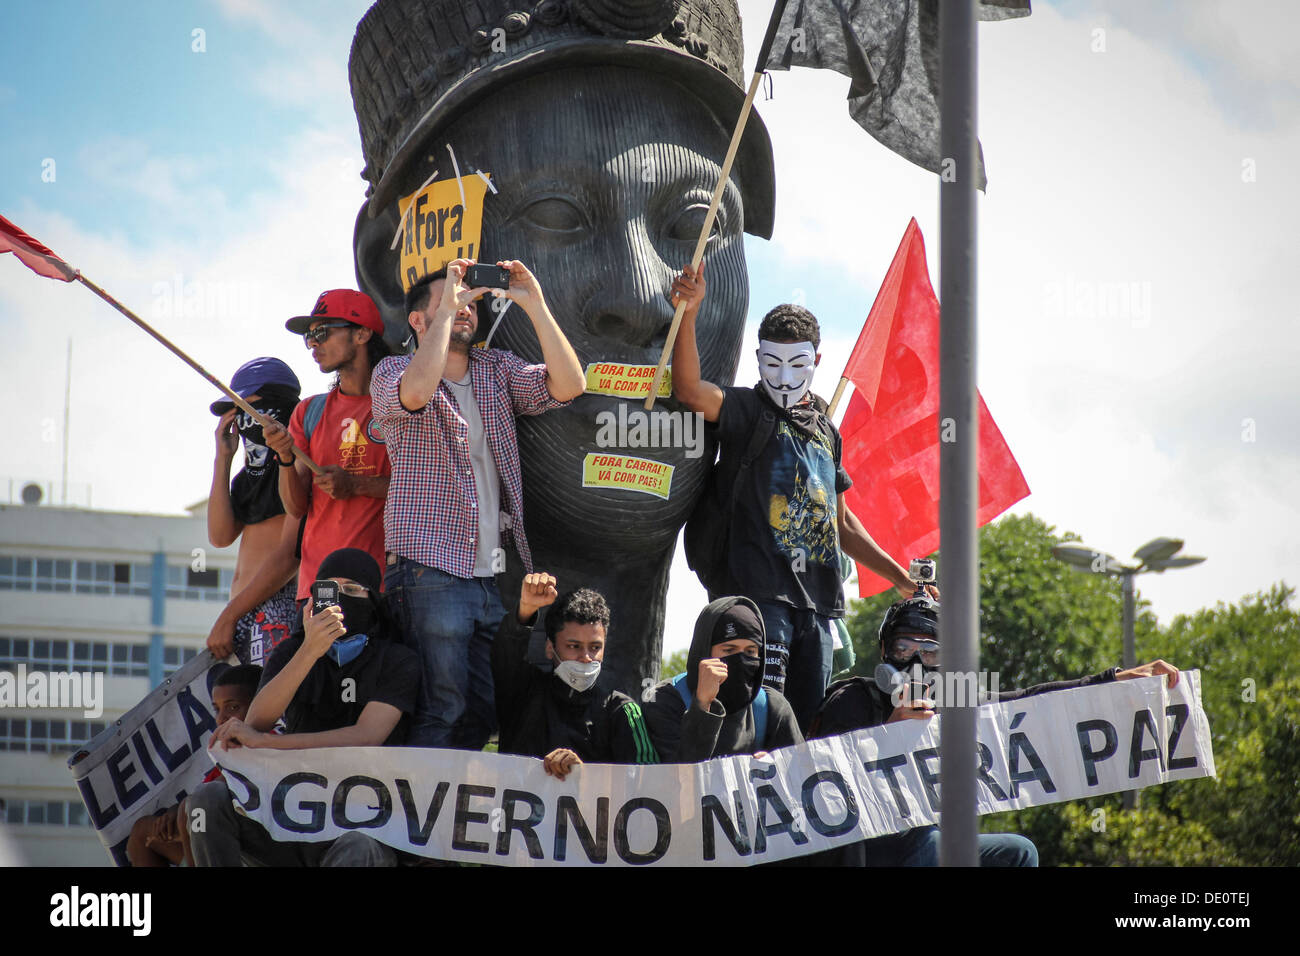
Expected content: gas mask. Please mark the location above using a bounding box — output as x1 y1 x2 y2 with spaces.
756 340 817 409
874 635 941 696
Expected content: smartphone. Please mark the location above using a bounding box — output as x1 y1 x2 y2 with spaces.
311 580 340 615
464 263 511 290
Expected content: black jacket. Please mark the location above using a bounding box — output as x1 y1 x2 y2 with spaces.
813 667 1123 737
490 609 658 764
644 596 803 762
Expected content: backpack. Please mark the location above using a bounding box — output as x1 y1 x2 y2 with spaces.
301 393 329 444
292 394 329 561
683 390 777 594
669 672 768 744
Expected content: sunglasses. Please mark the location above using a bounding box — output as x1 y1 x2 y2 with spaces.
303 321 354 347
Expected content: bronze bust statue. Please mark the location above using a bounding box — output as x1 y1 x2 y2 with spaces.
350 0 775 694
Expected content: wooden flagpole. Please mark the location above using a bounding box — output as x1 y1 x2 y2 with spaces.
76 274 322 474
826 376 851 419
643 0 790 411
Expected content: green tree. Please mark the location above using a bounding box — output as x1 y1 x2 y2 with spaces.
1141 588 1300 865
844 513 1156 689
843 512 1299 866
660 648 689 681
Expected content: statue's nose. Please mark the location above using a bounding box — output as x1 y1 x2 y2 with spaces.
584 221 674 349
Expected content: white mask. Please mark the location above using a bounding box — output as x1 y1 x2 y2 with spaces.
756 340 817 409
554 659 602 693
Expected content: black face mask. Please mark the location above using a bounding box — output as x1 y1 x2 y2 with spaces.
337 593 376 638
227 387 298 525
234 403 294 450
716 652 763 712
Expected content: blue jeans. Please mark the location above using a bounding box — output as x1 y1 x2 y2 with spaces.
865 825 1038 867
385 557 504 750
753 601 834 732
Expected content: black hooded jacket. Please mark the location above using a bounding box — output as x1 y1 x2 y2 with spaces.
643 596 803 762
491 609 659 764
814 667 1123 737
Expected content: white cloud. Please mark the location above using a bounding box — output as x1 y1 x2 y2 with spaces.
5 1 1296 644
0 129 368 520
734 0 1300 625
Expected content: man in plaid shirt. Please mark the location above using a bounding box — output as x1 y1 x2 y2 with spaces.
371 257 585 749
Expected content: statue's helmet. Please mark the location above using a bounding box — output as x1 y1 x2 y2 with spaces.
348 0 775 238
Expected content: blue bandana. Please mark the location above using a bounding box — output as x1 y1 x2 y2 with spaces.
326 633 369 667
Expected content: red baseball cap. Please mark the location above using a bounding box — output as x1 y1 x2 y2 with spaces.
286 289 383 336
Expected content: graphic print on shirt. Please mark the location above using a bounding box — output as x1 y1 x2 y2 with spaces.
767 419 839 567
338 417 379 473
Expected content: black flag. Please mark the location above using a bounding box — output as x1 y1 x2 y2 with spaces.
757 0 1030 189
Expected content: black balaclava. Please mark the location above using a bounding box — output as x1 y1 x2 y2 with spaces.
228 384 299 525
711 602 766 712
315 548 382 638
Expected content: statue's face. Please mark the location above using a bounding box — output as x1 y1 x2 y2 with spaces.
365 66 754 561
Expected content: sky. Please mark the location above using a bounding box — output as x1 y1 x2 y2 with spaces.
2 1 1297 658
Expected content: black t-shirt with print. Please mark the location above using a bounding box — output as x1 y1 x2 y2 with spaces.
259 634 420 746
712 385 853 617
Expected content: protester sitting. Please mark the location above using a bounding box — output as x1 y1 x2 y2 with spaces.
186 548 420 867
643 597 803 762
492 573 658 777
125 663 261 867
205 357 302 666
809 592 1181 866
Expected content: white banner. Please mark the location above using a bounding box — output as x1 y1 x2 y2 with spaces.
212 671 1215 866
67 652 228 865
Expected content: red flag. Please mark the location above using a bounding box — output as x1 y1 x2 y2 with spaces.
0 215 78 282
840 218 1029 596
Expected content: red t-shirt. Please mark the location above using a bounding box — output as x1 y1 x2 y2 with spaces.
288 388 391 600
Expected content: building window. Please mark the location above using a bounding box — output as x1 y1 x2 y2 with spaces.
1 555 229 601
3 638 194 679
0 798 95 828
0 718 109 753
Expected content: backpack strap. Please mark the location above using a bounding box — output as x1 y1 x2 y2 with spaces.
753 688 768 744
301 393 328 445
740 402 777 469
671 672 691 709
670 672 768 745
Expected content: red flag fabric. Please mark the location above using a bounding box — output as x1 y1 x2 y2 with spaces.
0 214 77 281
840 218 1029 596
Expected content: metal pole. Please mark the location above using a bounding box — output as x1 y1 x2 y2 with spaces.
1121 570 1137 809
938 0 979 867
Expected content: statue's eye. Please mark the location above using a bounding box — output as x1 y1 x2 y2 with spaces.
514 196 589 234
666 202 722 242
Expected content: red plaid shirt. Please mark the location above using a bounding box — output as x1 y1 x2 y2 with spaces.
370 348 569 577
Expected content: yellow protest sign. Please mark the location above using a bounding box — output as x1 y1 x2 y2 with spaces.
584 362 672 399
396 174 489 293
582 453 675 499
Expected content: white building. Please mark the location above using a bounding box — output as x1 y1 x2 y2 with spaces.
0 498 236 866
